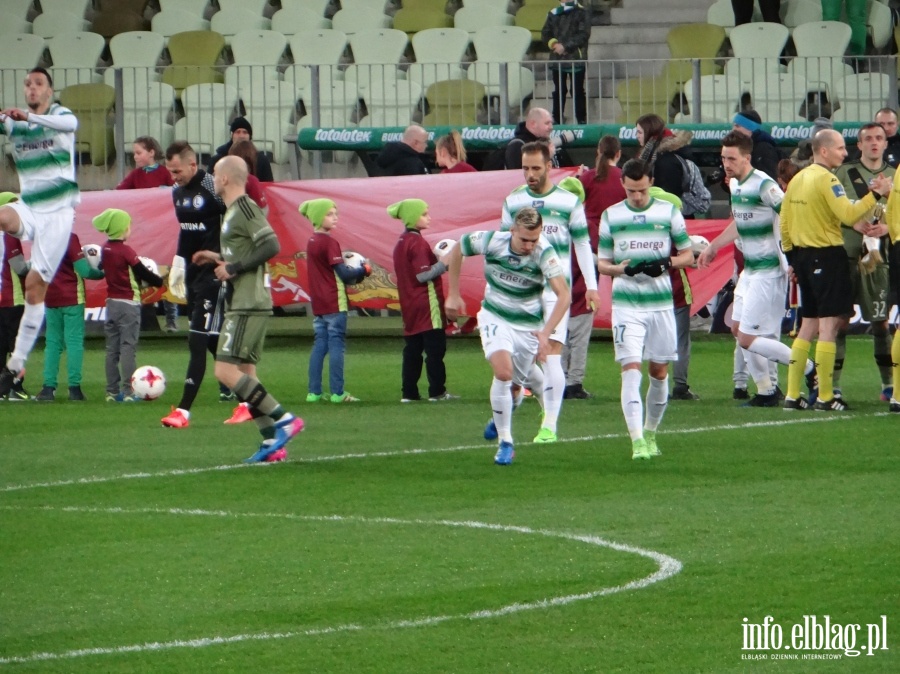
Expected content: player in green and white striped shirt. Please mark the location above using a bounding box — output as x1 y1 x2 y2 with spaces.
445 207 570 466
499 141 597 444
597 159 694 461
698 132 816 407
0 68 79 396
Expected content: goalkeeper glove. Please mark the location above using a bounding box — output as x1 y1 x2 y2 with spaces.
624 258 671 278
168 255 187 300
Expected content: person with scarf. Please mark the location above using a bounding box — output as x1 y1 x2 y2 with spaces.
541 0 590 126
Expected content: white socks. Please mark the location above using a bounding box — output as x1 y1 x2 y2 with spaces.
490 377 513 443
621 368 643 441
744 349 776 395
542 354 564 432
8 301 45 372
645 375 669 432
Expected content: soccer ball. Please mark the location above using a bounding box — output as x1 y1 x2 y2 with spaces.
689 235 710 257
342 251 366 269
138 256 158 275
82 244 102 270
433 238 456 258
131 365 166 401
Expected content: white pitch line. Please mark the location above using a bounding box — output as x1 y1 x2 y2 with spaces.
0 505 683 666
0 412 884 495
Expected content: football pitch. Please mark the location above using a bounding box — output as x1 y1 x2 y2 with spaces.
1 327 897 673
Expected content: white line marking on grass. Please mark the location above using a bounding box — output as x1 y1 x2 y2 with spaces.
0 505 683 665
0 412 884 494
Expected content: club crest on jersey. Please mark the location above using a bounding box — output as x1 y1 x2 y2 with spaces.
633 215 646 224
193 194 205 209
532 200 544 209
831 184 845 198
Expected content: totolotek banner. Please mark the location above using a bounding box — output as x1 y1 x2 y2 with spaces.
61 170 732 328
298 123 865 151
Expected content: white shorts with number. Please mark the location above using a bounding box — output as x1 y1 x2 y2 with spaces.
542 290 570 344
611 306 677 366
7 202 75 283
477 308 538 385
732 272 787 337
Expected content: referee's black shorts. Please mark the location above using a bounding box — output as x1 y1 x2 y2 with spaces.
793 245 853 319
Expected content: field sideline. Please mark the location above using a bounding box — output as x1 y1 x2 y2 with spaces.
1 331 897 673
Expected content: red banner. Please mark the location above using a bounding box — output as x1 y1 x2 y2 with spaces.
65 171 733 328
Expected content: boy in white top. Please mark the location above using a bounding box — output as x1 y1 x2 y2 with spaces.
0 68 79 395
698 131 816 407
445 207 571 466
597 159 694 460
500 141 597 444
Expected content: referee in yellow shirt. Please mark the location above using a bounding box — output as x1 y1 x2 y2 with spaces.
885 171 900 413
780 129 892 411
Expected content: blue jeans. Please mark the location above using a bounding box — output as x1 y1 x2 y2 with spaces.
308 312 347 396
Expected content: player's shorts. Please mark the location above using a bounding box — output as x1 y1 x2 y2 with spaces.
216 312 270 364
542 289 570 344
6 202 74 283
849 260 890 322
732 272 787 336
477 308 538 386
792 246 853 319
611 305 677 366
189 281 227 335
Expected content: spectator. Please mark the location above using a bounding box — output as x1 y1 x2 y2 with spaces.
116 136 174 190
33 232 104 402
635 112 694 200
578 135 626 229
376 124 429 176
542 0 590 125
732 0 781 24
875 107 900 167
794 116 834 167
505 107 557 170
93 209 164 403
228 140 268 210
731 110 781 183
435 130 476 173
821 0 867 58
208 117 274 182
389 198 454 402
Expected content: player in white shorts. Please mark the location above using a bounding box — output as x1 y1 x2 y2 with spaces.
500 141 597 444
445 206 570 466
698 131 816 407
0 67 79 396
597 158 694 461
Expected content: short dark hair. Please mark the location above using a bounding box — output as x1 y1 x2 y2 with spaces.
875 107 897 120
635 113 666 143
621 158 652 182
28 67 52 89
721 130 753 155
858 122 887 139
513 206 543 231
165 140 196 162
133 135 163 161
521 141 551 164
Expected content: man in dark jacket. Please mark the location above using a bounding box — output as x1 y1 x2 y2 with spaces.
732 110 781 179
875 107 900 167
541 0 590 125
504 107 576 169
208 117 274 182
376 124 429 176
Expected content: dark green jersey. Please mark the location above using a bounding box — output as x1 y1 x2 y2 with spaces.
221 195 275 312
835 160 895 258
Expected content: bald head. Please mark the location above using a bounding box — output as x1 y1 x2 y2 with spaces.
812 129 847 169
213 155 249 205
402 124 428 153
811 128 840 153
525 107 553 139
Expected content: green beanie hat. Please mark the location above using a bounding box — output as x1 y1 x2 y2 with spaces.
387 199 428 229
299 198 336 229
0 192 19 207
649 186 682 210
92 208 131 240
559 176 585 204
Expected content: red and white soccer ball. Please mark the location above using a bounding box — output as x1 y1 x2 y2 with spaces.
433 238 456 258
82 244 102 270
131 365 166 401
342 251 366 269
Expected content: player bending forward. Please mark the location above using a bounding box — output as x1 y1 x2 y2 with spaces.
445 206 570 465
192 156 303 463
597 159 694 460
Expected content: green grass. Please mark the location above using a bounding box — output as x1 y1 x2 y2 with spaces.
1 327 898 673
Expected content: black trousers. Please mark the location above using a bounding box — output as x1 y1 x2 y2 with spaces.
732 0 781 24
551 66 587 125
402 328 447 400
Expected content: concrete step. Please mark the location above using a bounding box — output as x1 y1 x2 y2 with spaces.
611 6 709 24
588 41 670 62
589 25 672 45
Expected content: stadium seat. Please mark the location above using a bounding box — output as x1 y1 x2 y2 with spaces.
174 83 240 155
340 0 390 12
361 80 423 128
392 8 453 38
665 23 726 83
615 70 680 123
217 0 270 14
59 83 116 166
454 5 514 34
289 29 348 66
151 9 211 38
280 0 332 16
782 0 822 28
514 4 552 42
469 26 533 116
271 7 332 36
332 7 392 33
729 22 790 59
462 0 510 11
868 0 892 51
39 0 92 18
118 81 177 152
401 0 450 13
472 25 531 63
211 10 271 45
423 78 486 125
832 73 892 121
225 30 288 92
407 27 469 88
0 19 32 35
298 80 361 126
707 0 736 35
109 31 166 68
48 32 106 91
284 64 343 100
0 34 45 71
160 31 226 95
159 0 209 16
682 74 744 122
241 79 299 163
344 29 409 89
32 10 89 38
749 72 808 121
7 0 33 20
791 21 852 57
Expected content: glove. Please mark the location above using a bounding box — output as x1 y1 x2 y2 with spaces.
551 130 576 148
624 258 670 278
168 255 187 301
623 260 650 277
